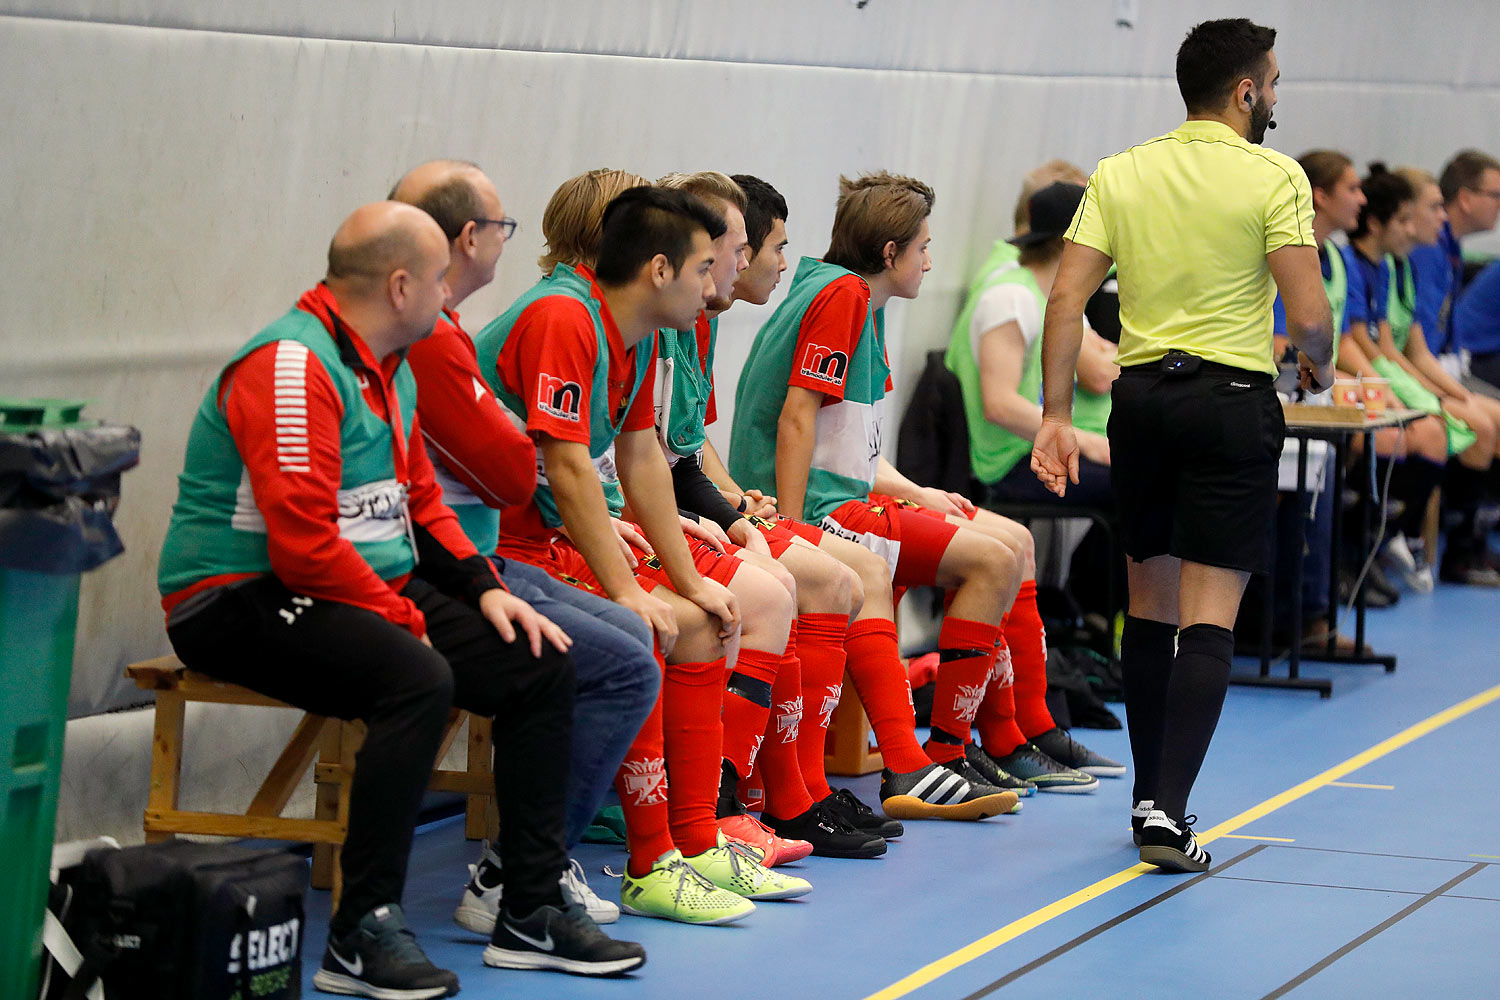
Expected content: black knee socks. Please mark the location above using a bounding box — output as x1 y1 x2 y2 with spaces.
1155 622 1235 819
1120 615 1177 806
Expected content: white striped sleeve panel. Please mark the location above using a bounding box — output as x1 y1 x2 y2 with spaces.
272 340 312 473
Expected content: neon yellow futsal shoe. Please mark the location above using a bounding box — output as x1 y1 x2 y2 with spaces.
618 850 755 925
681 833 813 901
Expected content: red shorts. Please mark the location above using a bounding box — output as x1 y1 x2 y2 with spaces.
819 492 960 586
634 535 743 588
745 514 824 558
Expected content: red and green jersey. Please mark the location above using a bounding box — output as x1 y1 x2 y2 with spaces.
472 264 657 561
729 257 892 522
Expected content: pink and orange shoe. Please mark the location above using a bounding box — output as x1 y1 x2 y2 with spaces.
717 813 813 865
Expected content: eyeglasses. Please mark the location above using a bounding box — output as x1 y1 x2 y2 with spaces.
472 217 518 238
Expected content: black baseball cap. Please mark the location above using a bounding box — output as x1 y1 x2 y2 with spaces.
1010 181 1087 247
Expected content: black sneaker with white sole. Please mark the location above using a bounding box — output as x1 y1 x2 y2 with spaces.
764 800 887 858
879 762 1018 820
1130 799 1154 847
1138 810 1211 873
1029 727 1126 777
963 743 1037 797
825 787 904 839
483 901 646 977
313 903 459 999
988 742 1098 793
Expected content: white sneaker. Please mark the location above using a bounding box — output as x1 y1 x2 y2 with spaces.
454 845 620 934
561 857 619 924
1382 534 1417 575
453 843 505 935
1405 537 1435 593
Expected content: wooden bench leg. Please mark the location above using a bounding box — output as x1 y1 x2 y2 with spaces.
465 716 494 841
311 719 344 892
144 688 185 844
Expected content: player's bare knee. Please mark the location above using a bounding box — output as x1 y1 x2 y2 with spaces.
734 564 795 649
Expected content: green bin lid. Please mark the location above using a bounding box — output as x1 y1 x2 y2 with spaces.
0 397 90 429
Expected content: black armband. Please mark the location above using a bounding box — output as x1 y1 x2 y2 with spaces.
670 453 744 532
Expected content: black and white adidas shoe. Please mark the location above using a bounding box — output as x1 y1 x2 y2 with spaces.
483 901 646 977
879 762 1018 821
1130 799 1154 847
1138 810 1211 872
313 903 459 999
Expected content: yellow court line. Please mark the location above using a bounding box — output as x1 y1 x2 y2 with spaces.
865 680 1500 1000
1219 833 1296 843
1470 855 1500 860
1326 781 1396 790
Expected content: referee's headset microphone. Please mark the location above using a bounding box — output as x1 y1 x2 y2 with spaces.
1246 92 1277 129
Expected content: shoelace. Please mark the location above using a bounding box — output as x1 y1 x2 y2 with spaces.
834 788 877 821
563 858 602 905
811 801 862 834
722 840 768 884
666 858 723 905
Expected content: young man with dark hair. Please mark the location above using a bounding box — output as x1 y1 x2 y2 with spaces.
158 201 646 998
1036 18 1335 872
734 171 1098 821
652 171 886 860
388 160 661 932
473 180 804 924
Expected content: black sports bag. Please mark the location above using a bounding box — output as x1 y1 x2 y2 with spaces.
54 840 307 1000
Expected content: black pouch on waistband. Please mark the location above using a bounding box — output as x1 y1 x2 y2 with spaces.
1159 350 1202 376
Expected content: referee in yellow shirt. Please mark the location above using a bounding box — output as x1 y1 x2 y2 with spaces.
1033 18 1335 873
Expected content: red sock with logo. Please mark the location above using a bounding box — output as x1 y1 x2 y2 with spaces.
1006 580 1058 738
759 629 817 819
615 652 671 878
721 647 780 781
664 656 728 857
793 613 847 801
927 617 1000 764
844 617 930 773
976 631 1026 756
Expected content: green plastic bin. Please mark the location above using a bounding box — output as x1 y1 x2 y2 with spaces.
0 397 137 998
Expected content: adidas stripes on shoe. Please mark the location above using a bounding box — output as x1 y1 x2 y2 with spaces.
1138 810 1210 873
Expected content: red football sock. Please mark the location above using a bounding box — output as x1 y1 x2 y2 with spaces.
844 617 930 773
664 656 727 857
1007 580 1058 738
975 631 1026 756
721 647 780 781
927 617 1000 763
759 627 816 819
615 652 671 878
793 613 847 802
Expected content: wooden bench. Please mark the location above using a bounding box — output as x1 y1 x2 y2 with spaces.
127 655 497 906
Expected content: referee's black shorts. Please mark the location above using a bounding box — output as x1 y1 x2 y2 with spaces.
1107 360 1283 575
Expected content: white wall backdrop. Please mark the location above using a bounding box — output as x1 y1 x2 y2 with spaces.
2 0 1497 840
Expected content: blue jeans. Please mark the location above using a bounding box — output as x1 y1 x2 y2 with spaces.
496 558 660 848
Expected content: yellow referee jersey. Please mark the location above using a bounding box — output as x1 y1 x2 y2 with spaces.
1066 119 1314 376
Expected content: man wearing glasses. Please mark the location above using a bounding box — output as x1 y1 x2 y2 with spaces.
392 161 660 957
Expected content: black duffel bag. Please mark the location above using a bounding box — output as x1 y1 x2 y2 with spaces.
52 840 307 1000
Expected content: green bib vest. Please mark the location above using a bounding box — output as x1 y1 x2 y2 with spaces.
655 316 717 462
729 257 890 523
945 243 1113 484
471 264 653 528
1324 239 1348 364
158 309 419 595
1386 253 1417 353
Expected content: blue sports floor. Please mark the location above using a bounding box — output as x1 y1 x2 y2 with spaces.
300 581 1500 999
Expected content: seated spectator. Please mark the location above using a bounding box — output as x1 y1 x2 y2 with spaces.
947 181 1115 508
156 201 645 998
1344 164 1499 588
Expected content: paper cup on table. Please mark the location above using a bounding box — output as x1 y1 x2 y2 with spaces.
1332 378 1364 409
1361 377 1389 415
